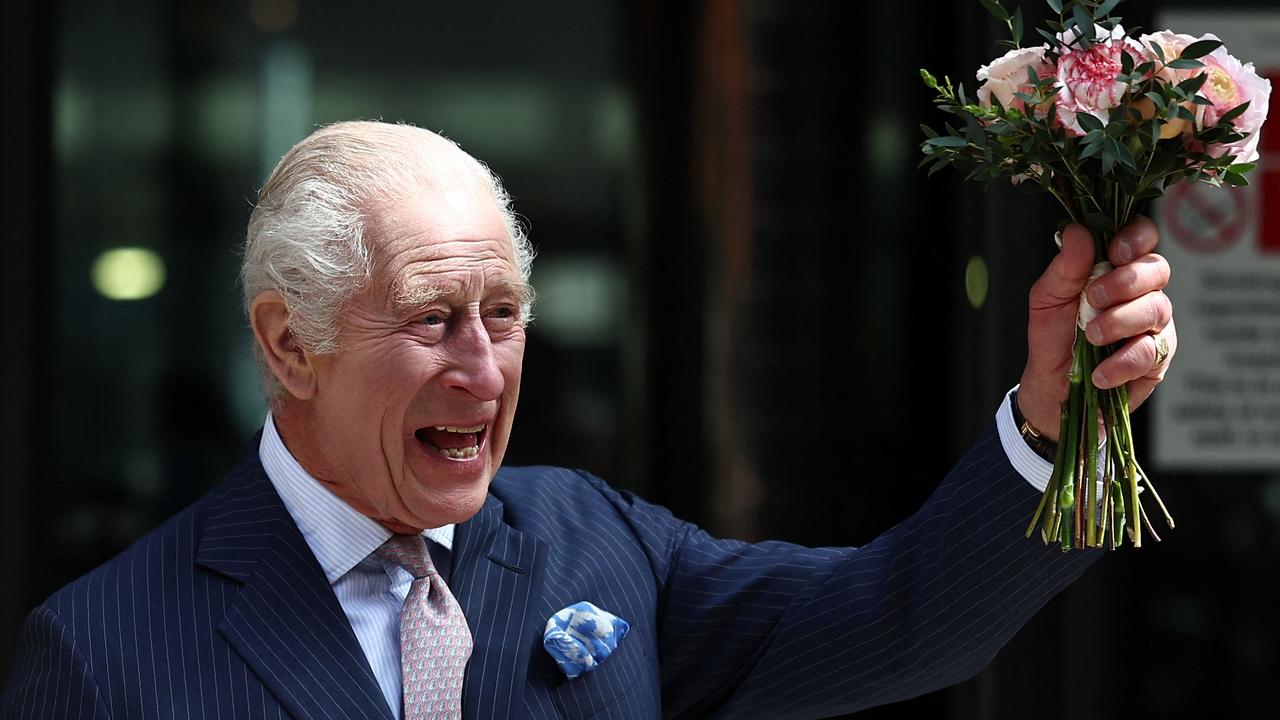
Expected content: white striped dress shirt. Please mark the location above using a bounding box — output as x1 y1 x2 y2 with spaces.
259 414 455 720
997 385 1056 492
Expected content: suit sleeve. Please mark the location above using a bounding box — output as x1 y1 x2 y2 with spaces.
1 605 110 720
589 420 1102 720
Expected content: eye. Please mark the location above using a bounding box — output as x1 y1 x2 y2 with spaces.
421 311 446 327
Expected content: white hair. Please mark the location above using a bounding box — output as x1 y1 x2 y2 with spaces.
241 120 534 402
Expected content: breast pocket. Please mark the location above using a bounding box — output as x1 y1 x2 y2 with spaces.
545 627 654 720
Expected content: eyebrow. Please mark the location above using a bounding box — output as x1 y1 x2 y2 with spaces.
390 277 535 313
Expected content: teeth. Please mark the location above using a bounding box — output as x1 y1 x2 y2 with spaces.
433 425 485 433
434 445 479 460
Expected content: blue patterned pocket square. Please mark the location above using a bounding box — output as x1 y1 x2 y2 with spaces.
542 601 630 680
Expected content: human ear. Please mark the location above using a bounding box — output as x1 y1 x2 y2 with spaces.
249 291 318 400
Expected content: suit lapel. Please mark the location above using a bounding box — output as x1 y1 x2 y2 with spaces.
196 458 393 720
451 494 546 720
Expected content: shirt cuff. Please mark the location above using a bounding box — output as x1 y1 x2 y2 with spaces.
996 384 1053 492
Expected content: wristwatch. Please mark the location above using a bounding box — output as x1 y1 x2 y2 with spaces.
1010 389 1058 463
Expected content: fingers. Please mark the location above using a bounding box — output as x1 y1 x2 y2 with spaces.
1093 322 1178 392
1084 288 1173 346
1106 215 1159 265
1084 253 1171 311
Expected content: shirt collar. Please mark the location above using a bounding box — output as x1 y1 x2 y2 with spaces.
258 413 455 585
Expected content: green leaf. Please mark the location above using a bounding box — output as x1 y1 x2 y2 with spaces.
1230 162 1258 174
1037 27 1060 45
1175 105 1196 122
1080 139 1104 159
1047 0 1063 14
1167 58 1204 70
1224 172 1249 187
1178 74 1208 96
1121 48 1134 74
1086 212 1118 236
1102 153 1116 176
920 123 939 139
1116 142 1138 171
979 0 1010 22
1219 101 1251 125
1072 4 1095 40
1180 39 1223 60
1095 0 1122 19
926 136 968 147
1135 61 1155 76
1150 41 1165 63
1013 7 1024 45
1077 112 1105 133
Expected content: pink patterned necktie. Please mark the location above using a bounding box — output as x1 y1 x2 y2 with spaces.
376 534 473 720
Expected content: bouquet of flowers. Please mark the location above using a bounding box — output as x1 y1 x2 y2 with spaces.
920 0 1270 550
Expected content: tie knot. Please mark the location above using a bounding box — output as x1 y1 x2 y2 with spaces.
375 534 436 580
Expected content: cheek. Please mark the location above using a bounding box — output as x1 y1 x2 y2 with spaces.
497 339 526 395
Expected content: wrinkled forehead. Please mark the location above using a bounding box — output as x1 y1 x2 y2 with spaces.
362 194 525 309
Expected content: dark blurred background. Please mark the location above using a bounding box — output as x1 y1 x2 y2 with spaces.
2 0 1278 717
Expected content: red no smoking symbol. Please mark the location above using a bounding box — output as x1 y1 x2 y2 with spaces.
1161 180 1250 254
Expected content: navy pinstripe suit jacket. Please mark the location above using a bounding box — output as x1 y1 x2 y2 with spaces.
3 422 1098 719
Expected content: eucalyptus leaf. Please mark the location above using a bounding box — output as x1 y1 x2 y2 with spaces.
1072 4 1094 40
926 136 968 147
1047 0 1062 14
1166 58 1204 70
979 0 1010 22
1095 0 1122 19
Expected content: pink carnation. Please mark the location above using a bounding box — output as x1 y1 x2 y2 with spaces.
1055 24 1144 136
1196 43 1271 163
976 46 1054 116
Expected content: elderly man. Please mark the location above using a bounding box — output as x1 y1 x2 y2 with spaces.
2 121 1176 719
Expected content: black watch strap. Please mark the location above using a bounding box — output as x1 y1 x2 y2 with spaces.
1011 390 1058 463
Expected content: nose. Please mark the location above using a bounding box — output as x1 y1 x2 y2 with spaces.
441 312 505 401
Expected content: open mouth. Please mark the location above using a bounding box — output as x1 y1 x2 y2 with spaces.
414 424 487 460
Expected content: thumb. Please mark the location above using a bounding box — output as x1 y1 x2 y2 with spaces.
1021 224 1096 420
1030 223 1095 312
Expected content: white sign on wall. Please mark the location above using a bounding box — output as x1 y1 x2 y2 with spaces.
1152 11 1280 470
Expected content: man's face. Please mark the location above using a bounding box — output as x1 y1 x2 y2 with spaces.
305 181 527 531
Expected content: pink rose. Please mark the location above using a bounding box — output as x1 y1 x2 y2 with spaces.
1137 30 1200 84
1055 24 1144 136
1195 44 1271 163
976 46 1054 116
